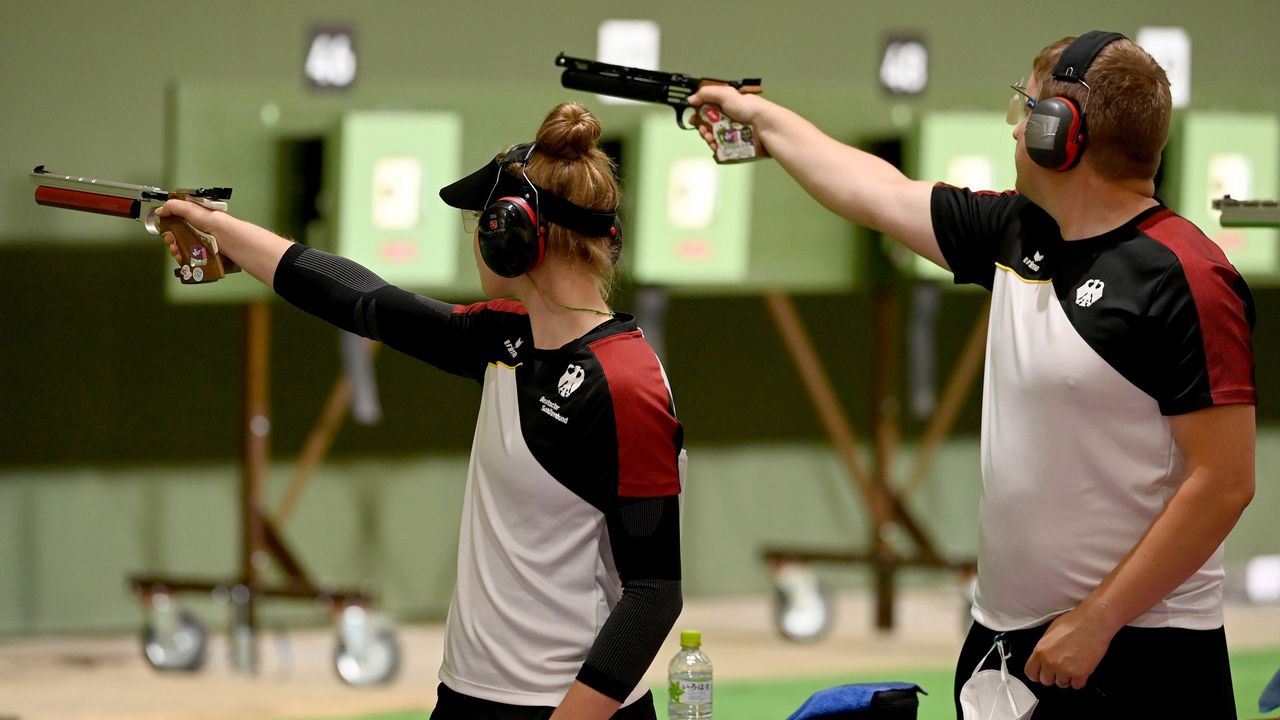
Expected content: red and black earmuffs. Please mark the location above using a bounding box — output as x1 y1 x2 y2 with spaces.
1024 31 1125 171
475 143 621 278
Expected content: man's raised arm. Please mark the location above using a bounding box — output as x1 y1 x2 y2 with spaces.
687 85 946 269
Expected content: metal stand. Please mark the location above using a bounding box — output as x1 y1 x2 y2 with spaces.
760 288 984 638
1214 196 1280 227
1213 196 1280 714
129 301 396 683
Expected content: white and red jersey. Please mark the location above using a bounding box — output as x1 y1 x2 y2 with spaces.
273 246 685 707
435 300 685 707
931 186 1256 631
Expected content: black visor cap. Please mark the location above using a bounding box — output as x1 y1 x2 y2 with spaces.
439 150 619 237
439 156 527 212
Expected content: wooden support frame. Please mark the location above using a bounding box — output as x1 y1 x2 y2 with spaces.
129 302 376 673
760 289 986 630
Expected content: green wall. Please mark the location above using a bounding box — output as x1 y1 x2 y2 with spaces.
2 1 1279 635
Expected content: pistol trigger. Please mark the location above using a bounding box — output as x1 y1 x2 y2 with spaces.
675 105 694 130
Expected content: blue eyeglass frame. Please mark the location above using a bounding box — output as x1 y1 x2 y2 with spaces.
1007 83 1038 125
1011 84 1037 110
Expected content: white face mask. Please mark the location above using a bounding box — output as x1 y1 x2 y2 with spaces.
959 638 1039 720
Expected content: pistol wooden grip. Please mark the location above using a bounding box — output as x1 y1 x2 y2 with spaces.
693 103 770 164
157 215 235 284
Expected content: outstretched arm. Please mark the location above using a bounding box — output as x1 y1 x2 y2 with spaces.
157 198 492 379
688 85 946 269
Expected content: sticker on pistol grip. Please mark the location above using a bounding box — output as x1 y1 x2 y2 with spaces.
698 104 759 163
189 244 209 267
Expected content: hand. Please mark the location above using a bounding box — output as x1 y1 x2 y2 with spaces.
687 84 769 151
1024 606 1118 690
156 198 226 264
549 680 622 720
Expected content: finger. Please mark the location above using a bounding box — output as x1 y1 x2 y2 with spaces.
1070 673 1088 690
162 232 182 263
688 84 728 107
159 198 193 217
688 88 712 106
1024 655 1041 683
158 197 203 220
1028 654 1057 687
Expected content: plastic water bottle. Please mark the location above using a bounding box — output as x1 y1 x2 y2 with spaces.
667 629 712 719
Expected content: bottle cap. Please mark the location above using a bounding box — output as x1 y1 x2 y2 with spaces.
680 629 701 647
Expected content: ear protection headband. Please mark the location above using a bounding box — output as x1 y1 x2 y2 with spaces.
1025 31 1126 171
478 143 545 278
477 143 623 278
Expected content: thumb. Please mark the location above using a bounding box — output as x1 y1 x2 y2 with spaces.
688 84 727 107
156 197 205 220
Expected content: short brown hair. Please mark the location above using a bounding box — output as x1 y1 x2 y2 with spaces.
511 103 620 298
1032 36 1171 181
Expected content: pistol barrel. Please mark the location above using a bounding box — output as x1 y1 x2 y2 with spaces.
31 166 165 200
560 69 677 104
34 186 139 219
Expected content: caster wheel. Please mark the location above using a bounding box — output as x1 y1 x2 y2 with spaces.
772 564 834 643
142 607 207 672
333 606 400 686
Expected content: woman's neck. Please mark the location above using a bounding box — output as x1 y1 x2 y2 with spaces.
518 265 612 350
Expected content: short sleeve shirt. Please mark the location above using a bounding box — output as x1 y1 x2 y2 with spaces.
432 301 685 707
931 184 1256 630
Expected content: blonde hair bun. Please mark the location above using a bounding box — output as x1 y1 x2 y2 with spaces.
535 102 602 161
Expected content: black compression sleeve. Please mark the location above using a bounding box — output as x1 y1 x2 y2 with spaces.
577 494 683 701
272 245 483 378
578 578 683 701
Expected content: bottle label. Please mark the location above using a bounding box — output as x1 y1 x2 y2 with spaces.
670 680 712 705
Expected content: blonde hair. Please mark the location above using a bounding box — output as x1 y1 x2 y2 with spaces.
506 102 620 298
1032 36 1172 181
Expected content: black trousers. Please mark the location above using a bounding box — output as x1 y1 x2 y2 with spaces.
429 683 657 720
953 620 1236 719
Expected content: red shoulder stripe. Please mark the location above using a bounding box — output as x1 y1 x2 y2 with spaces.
1141 211 1256 406
589 331 681 498
932 181 1020 199
451 299 528 315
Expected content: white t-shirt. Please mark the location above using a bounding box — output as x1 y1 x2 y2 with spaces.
931 187 1256 631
